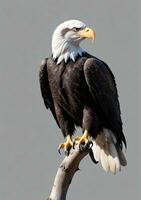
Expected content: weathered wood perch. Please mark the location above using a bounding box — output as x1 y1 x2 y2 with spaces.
47 145 91 200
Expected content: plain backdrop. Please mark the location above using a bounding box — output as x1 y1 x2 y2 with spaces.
0 0 140 200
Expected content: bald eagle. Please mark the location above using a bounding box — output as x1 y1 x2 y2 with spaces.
39 20 127 174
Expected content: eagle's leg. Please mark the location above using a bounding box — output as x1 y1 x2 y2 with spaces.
74 130 91 150
74 106 100 150
58 135 73 156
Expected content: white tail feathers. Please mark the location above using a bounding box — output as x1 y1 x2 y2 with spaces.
92 128 127 174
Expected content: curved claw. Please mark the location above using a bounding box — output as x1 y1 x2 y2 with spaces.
72 139 76 149
58 143 65 155
58 148 61 155
89 148 99 164
86 140 93 149
65 146 71 156
58 135 73 156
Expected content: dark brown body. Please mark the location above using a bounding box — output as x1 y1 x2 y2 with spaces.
39 53 126 148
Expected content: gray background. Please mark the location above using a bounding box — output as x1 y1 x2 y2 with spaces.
0 0 139 200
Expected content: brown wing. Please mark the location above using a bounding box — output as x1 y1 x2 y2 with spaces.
39 58 60 127
84 58 126 148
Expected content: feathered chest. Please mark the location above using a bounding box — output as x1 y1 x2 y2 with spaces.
47 57 89 106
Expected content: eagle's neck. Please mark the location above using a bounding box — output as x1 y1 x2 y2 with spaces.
52 39 85 64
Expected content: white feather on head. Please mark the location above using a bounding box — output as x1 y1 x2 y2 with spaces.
52 19 86 64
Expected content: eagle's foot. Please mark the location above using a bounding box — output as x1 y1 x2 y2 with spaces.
74 130 92 151
58 135 73 156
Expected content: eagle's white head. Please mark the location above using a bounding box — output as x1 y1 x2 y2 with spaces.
52 20 96 64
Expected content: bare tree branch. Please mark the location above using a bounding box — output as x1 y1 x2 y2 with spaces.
47 146 90 200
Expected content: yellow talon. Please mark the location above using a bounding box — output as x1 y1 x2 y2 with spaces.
75 130 90 146
58 135 73 155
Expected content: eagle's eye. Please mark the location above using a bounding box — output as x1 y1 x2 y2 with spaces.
72 27 81 32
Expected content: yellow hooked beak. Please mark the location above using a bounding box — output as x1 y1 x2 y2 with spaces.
78 27 96 40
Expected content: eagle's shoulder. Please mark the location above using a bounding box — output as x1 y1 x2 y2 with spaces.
84 56 107 69
84 56 116 84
